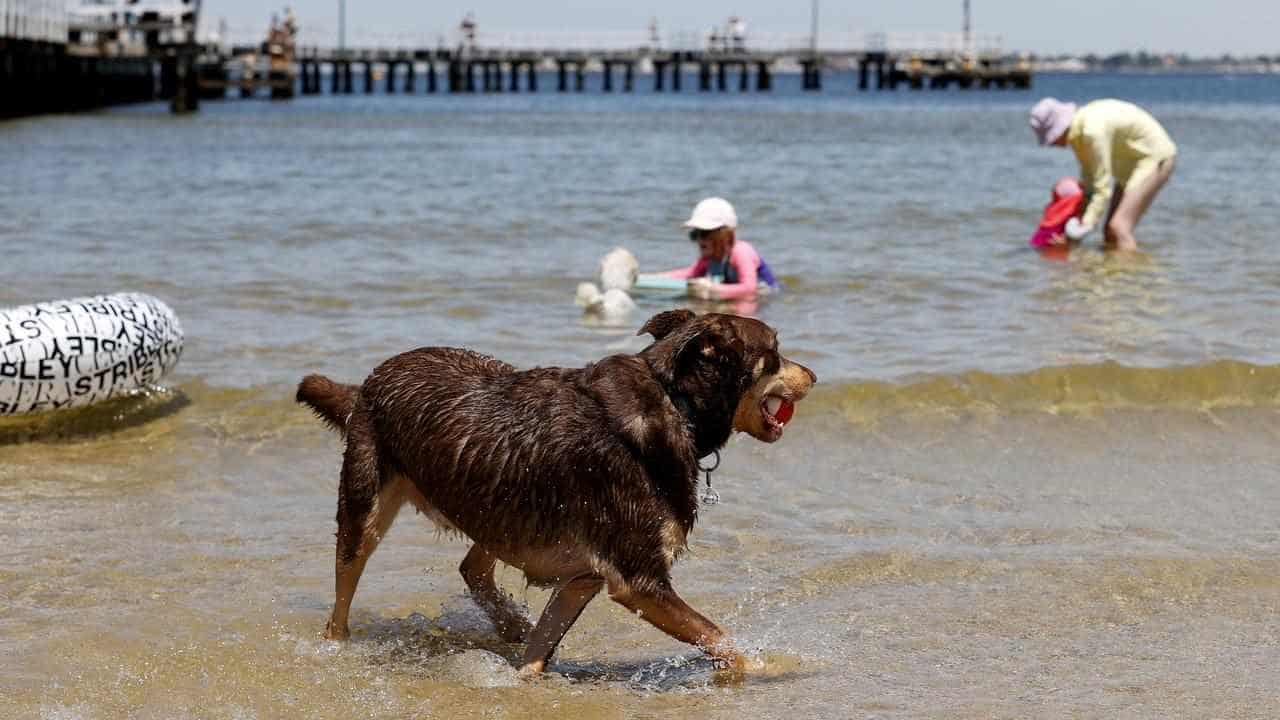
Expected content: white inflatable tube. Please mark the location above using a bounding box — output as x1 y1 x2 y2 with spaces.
0 292 183 415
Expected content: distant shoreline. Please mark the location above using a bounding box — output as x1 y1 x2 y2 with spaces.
1028 56 1280 75
1034 66 1280 75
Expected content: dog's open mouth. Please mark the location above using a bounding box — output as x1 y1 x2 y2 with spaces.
761 395 795 440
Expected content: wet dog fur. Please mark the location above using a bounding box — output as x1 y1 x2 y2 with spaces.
296 310 816 675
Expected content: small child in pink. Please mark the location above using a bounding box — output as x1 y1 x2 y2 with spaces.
1030 177 1086 248
659 198 778 301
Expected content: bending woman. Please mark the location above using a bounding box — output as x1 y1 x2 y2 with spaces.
1029 97 1177 251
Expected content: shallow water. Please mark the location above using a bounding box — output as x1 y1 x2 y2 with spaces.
4 400 1279 718
3 72 1280 718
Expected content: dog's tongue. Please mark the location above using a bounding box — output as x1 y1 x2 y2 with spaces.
774 398 795 424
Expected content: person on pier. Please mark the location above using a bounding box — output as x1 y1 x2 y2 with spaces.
1028 97 1177 252
658 197 779 302
729 16 747 52
459 13 477 55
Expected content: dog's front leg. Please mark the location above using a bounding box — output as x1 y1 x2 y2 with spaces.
517 574 604 678
607 580 743 671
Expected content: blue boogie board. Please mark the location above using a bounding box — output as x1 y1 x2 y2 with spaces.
631 274 689 294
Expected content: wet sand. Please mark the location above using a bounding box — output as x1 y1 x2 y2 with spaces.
3 397 1278 719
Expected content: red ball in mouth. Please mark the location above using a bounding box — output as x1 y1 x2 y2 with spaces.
760 395 795 440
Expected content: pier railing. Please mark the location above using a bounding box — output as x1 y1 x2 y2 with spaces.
208 26 1006 59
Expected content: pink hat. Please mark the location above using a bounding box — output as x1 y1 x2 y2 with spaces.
1052 176 1083 199
1040 177 1085 229
1028 97 1077 146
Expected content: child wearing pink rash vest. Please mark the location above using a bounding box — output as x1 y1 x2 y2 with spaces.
659 197 779 301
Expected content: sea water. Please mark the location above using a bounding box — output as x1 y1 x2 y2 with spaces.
2 71 1279 718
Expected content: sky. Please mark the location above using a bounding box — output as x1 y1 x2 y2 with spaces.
202 1 1280 57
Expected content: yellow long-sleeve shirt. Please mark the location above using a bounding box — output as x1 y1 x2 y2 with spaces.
1067 99 1178 228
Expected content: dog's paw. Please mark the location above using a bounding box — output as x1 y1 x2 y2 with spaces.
516 659 546 681
322 621 350 641
711 651 803 685
709 651 749 686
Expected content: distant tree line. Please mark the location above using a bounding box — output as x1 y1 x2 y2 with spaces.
1031 51 1280 71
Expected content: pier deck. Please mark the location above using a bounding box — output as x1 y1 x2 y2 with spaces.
4 14 1032 119
204 46 1031 100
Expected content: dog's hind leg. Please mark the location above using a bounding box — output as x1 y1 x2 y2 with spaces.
518 574 605 677
324 418 407 641
607 580 742 671
459 545 534 643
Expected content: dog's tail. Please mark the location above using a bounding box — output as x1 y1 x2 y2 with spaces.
296 374 358 433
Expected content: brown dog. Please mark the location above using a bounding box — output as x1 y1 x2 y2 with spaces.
296 310 815 675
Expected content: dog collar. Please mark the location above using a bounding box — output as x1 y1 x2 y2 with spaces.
670 392 704 447
698 449 721 505
670 392 722 505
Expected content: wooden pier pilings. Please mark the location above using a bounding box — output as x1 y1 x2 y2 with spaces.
0 39 155 119
209 46 1030 101
2 41 1031 119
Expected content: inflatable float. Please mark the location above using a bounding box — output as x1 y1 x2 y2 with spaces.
0 292 183 415
631 274 690 295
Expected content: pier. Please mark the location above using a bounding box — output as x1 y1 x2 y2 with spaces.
3 4 1032 120
198 45 1030 101
195 22 1030 101
1 0 202 118
0 0 153 118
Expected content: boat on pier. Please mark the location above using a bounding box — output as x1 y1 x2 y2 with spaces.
197 11 298 100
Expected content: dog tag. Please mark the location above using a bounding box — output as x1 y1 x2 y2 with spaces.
698 450 721 505
700 482 720 506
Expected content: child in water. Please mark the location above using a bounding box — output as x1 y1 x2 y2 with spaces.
659 197 779 300
1030 177 1086 250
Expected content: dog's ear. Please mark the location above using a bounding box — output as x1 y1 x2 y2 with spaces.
675 319 746 368
638 310 697 341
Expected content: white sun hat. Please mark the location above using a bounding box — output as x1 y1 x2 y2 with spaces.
682 197 738 230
